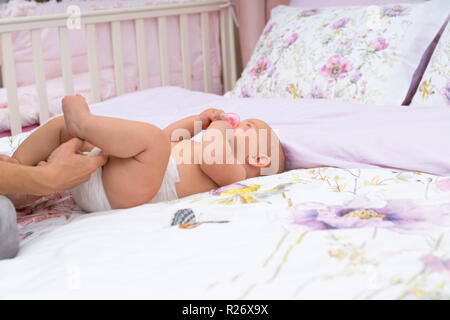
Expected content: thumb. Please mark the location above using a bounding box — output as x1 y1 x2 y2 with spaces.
87 152 108 169
63 137 84 152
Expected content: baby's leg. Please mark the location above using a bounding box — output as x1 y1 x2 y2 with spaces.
13 116 73 166
9 116 92 207
12 116 93 166
63 96 170 209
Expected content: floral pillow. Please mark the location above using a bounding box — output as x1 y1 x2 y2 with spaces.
226 1 448 105
410 19 449 107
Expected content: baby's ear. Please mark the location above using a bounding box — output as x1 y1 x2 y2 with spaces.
248 153 271 168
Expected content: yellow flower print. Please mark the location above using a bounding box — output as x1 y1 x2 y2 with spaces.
219 184 261 196
286 83 303 99
343 209 386 220
420 79 435 101
211 183 293 205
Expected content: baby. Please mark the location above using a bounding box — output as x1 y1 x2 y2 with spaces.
10 95 285 212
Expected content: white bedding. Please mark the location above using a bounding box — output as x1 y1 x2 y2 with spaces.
1 87 450 299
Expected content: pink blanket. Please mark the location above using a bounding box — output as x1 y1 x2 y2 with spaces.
87 87 450 176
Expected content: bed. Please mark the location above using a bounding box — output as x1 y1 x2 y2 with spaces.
1 0 450 300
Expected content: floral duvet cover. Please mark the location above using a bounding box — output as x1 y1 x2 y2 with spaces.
1 131 450 299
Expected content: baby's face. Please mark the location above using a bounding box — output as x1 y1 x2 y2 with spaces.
232 118 273 157
234 118 269 134
232 118 285 175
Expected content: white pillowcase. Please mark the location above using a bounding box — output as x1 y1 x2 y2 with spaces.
410 19 450 107
227 0 449 105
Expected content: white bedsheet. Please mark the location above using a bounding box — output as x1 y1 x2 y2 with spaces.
1 87 449 299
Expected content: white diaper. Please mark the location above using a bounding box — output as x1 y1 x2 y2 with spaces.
71 148 180 213
147 154 180 204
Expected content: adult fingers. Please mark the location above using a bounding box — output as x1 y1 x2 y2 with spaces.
84 152 108 172
62 137 85 153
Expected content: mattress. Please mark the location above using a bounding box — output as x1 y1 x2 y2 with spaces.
0 87 449 299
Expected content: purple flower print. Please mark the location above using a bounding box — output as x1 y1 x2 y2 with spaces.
332 17 350 30
209 183 249 196
382 5 409 17
240 86 252 98
282 33 299 48
321 54 353 79
250 56 271 77
350 70 363 84
291 197 448 232
309 86 327 99
268 66 277 77
420 254 450 276
368 37 389 52
264 23 275 36
441 81 450 105
298 9 319 18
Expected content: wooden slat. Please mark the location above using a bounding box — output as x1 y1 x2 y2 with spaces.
85 24 101 103
111 21 125 95
134 18 148 90
157 16 171 86
31 29 50 125
0 1 226 33
219 9 230 92
179 14 192 90
1 32 21 135
58 27 74 95
201 12 212 93
226 7 237 88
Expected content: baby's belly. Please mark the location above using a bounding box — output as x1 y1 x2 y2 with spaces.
170 140 218 198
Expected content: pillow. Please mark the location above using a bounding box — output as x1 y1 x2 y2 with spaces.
289 0 425 7
410 20 450 107
288 0 448 105
226 1 449 105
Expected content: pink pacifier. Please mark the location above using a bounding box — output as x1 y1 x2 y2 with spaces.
220 112 240 128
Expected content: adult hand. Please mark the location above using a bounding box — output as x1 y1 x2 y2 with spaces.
40 138 107 192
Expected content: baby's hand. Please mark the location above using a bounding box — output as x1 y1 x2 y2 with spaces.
0 154 19 165
200 108 224 129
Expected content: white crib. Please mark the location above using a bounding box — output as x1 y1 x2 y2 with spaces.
0 0 238 136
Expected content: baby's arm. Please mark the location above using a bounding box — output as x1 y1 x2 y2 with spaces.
200 120 247 186
163 108 223 141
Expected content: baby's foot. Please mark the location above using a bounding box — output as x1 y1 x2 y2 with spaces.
62 95 91 138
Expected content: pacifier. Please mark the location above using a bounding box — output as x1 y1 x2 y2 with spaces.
220 112 240 129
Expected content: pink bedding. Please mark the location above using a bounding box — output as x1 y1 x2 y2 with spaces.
0 72 93 133
0 0 223 134
88 87 450 176
0 124 36 138
0 0 222 92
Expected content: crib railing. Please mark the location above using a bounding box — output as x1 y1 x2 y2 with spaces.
0 0 237 136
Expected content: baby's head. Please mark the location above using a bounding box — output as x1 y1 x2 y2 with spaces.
233 118 285 177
